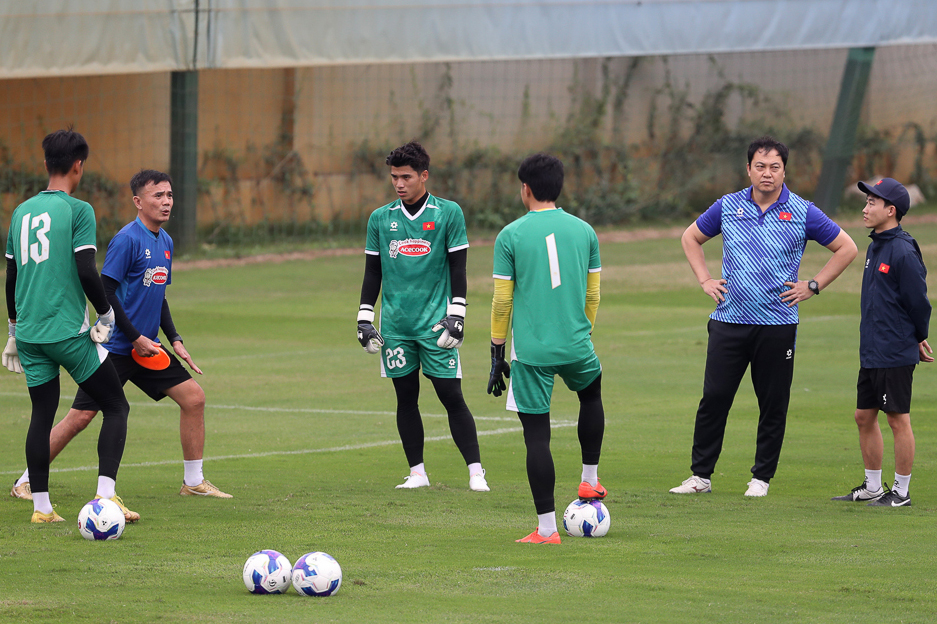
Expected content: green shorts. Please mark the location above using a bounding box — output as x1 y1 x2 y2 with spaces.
379 336 461 379
16 333 108 388
506 352 602 414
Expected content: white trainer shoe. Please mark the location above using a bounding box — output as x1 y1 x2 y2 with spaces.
469 469 490 492
744 478 769 497
395 471 430 489
669 475 712 494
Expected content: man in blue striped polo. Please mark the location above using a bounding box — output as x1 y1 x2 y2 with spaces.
670 136 858 497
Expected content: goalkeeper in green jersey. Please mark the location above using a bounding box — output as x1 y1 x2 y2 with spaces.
356 141 489 492
488 153 606 544
4 129 130 524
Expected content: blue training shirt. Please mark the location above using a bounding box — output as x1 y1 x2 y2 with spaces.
696 184 840 325
100 217 174 356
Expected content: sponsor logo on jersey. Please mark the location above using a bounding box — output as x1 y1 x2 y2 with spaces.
145 248 151 259
879 263 890 274
423 221 435 231
164 250 171 260
779 212 792 221
143 266 169 287
390 221 398 232
736 206 744 218
388 238 431 259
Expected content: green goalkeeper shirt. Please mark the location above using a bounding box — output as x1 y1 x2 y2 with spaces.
492 208 601 366
5 191 97 343
365 194 469 339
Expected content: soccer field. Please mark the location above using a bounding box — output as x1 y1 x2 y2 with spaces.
2 219 937 623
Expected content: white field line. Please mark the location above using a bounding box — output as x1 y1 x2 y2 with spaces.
0 393 575 475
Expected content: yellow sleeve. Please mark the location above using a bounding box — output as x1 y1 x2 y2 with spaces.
585 271 600 331
490 279 515 340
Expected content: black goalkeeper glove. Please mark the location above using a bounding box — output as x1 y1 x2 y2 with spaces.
487 341 511 397
356 307 384 354
432 301 466 349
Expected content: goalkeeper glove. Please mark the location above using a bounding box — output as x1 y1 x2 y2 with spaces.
487 341 510 397
3 321 23 374
432 301 466 349
89 307 116 344
356 306 384 354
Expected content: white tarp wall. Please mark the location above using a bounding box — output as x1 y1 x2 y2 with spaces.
1 0 937 78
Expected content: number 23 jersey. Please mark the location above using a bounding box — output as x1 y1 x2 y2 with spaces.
5 190 97 343
493 208 601 366
365 194 469 339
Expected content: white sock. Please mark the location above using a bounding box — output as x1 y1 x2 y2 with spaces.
581 464 598 486
410 463 426 476
864 469 882 492
16 469 29 487
537 511 557 537
183 460 204 487
467 462 483 476
894 473 911 497
96 476 116 499
33 492 53 515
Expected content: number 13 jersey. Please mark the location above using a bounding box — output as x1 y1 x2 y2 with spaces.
493 208 601 366
5 190 98 343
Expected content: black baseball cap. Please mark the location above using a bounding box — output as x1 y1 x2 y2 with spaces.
857 178 910 217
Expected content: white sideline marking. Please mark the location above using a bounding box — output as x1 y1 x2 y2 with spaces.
0 421 576 476
0 389 575 474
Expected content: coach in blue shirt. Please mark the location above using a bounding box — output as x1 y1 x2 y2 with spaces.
670 136 858 498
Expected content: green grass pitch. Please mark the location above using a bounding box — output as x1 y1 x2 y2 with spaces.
2 220 937 623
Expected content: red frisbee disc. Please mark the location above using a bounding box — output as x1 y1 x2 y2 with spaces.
131 344 170 370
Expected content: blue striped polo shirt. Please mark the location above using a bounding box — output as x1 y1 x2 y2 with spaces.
696 185 840 325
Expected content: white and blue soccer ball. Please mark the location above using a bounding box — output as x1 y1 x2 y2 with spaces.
77 498 125 541
243 550 293 594
291 551 342 597
563 499 610 537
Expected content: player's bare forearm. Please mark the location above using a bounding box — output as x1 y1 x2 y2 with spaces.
682 223 727 303
814 229 858 290
173 341 203 375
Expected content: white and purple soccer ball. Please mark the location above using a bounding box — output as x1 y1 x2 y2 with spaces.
291 551 342 597
563 499 610 537
243 550 293 594
77 498 125 541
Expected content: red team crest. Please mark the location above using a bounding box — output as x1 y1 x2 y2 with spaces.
779 212 792 221
879 263 890 274
165 250 171 259
423 222 435 231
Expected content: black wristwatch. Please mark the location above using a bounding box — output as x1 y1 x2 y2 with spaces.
808 279 820 295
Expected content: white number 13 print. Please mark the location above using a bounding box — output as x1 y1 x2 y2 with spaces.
545 233 561 289
19 212 51 265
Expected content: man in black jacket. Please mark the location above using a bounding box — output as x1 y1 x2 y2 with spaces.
832 178 932 507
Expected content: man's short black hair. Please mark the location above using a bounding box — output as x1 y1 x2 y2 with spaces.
42 128 89 176
130 170 173 197
517 153 564 203
747 135 789 167
386 141 430 173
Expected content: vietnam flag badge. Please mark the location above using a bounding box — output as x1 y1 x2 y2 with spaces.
423 222 435 231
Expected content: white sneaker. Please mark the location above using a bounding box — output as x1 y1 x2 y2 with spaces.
395 471 430 489
469 469 490 492
669 475 712 494
744 478 769 497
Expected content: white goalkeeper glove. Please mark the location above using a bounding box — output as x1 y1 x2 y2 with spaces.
432 301 466 349
356 307 384 354
3 321 23 374
89 307 116 344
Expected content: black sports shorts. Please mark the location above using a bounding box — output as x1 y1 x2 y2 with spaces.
72 350 193 410
856 365 915 414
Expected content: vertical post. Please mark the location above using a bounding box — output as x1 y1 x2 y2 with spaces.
169 70 199 252
813 47 876 214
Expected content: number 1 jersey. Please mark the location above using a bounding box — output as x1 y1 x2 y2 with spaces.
5 191 98 343
365 194 469 339
492 208 601 366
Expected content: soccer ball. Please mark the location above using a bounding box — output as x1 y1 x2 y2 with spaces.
291 551 342 597
563 499 610 537
243 550 293 594
77 498 125 541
